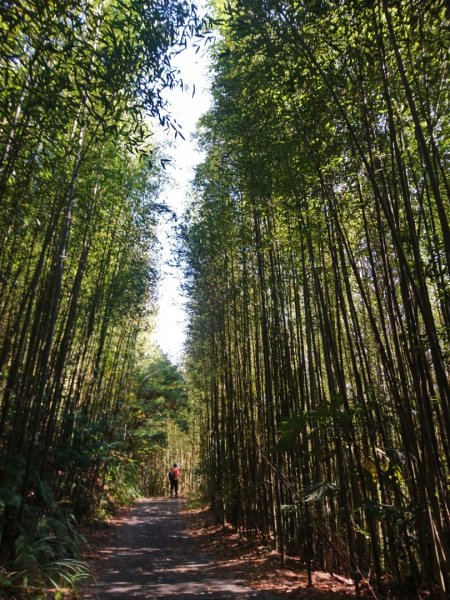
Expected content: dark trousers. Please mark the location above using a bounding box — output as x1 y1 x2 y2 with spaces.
170 479 179 497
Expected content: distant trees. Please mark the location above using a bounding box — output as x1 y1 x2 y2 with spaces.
0 0 201 591
184 1 449 597
132 349 200 498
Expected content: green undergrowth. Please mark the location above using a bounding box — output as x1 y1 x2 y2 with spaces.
0 540 93 599
0 501 94 599
183 491 209 511
0 460 144 598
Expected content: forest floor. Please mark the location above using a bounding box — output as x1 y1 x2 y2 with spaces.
183 505 369 600
79 497 370 600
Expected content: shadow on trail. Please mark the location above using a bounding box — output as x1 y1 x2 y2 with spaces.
82 498 281 599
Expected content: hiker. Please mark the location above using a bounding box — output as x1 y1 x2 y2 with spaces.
168 463 180 497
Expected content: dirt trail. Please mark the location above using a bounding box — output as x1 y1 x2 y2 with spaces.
82 497 284 599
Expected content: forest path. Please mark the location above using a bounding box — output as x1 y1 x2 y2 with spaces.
82 497 284 599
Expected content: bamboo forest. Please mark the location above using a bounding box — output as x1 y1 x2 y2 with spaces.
0 0 449 599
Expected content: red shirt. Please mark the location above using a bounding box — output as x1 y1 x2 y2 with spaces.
172 467 180 479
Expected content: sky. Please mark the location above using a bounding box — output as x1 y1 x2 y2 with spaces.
151 27 212 363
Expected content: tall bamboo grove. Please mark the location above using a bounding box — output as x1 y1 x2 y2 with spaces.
183 1 449 597
0 0 201 567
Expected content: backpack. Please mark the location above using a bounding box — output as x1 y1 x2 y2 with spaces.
168 469 175 481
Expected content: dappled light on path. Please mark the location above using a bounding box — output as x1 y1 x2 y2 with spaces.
82 498 280 599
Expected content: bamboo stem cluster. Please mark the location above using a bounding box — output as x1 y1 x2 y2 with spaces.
183 1 449 596
0 0 199 568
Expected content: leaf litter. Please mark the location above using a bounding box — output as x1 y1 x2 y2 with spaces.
184 505 370 599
